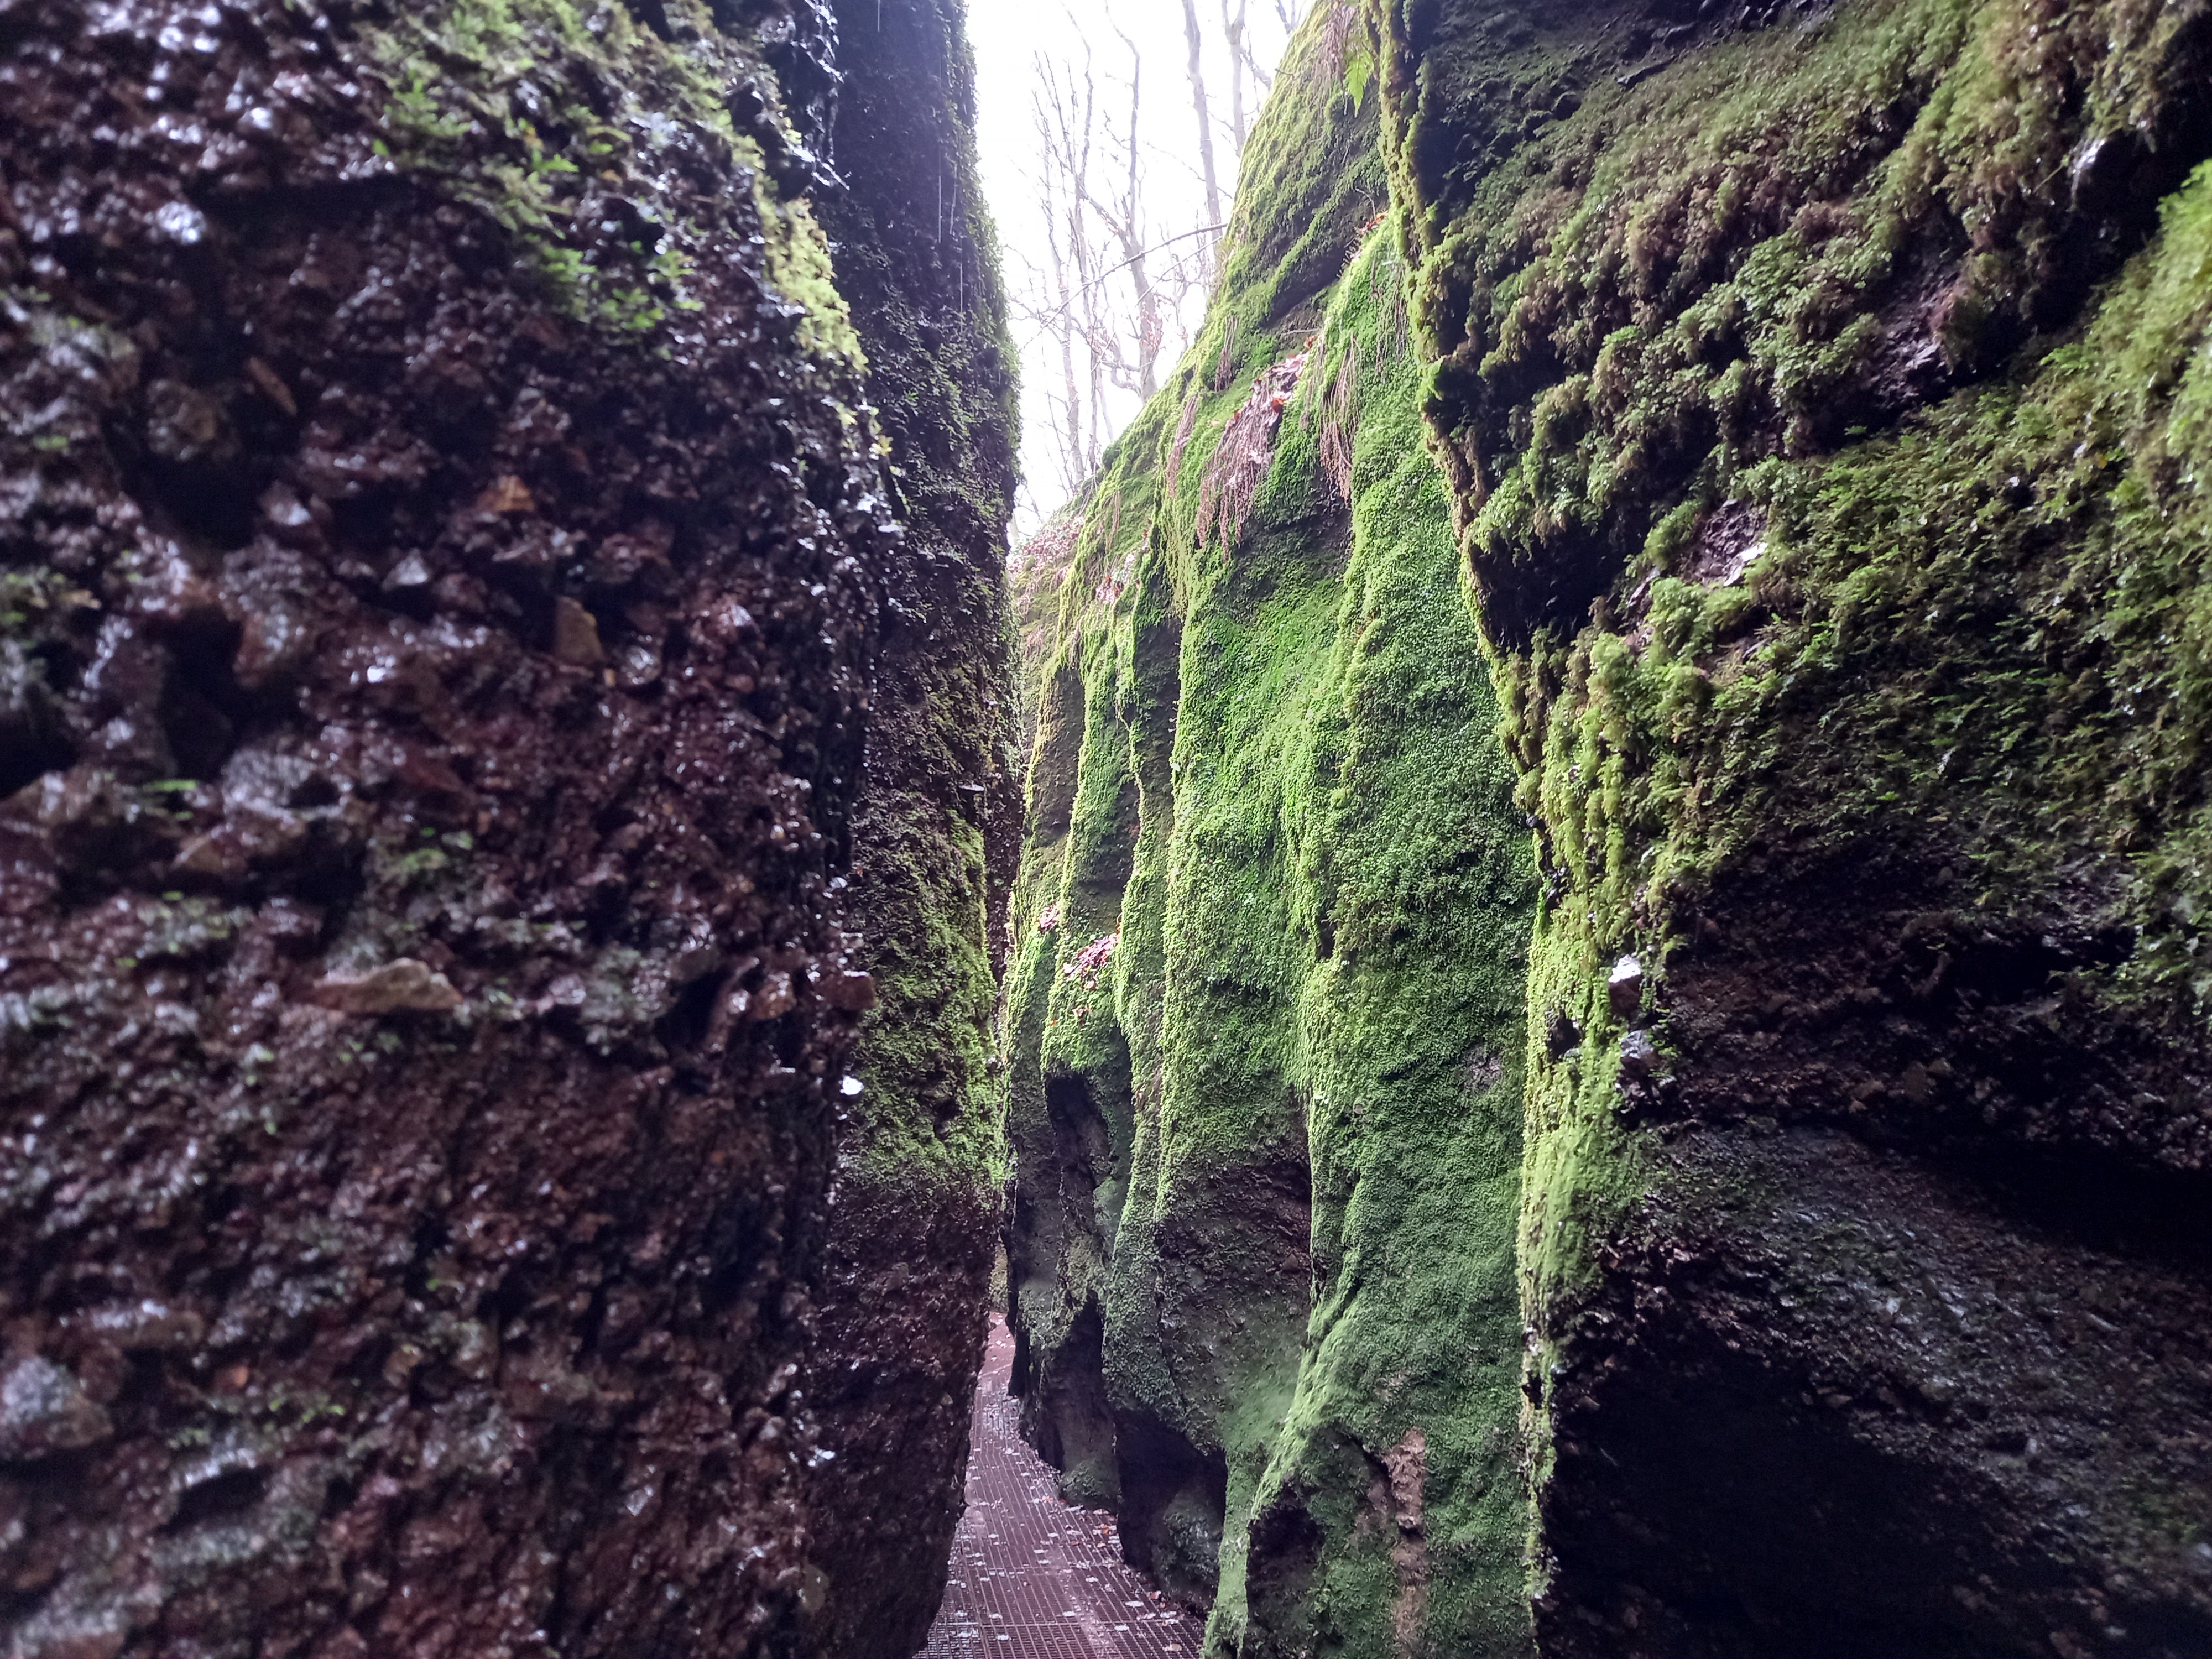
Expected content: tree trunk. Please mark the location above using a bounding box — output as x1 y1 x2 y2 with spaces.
1223 0 1249 155
1179 0 1225 249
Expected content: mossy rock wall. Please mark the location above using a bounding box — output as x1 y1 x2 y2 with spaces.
1371 0 2212 1651
1004 8 1538 1653
802 2 1021 1654
0 0 1009 1652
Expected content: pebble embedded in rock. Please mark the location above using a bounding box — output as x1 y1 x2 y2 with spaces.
820 968 878 1011
552 597 606 666
0 1357 113 1462
309 958 463 1015
1608 954 1644 1017
750 969 799 1021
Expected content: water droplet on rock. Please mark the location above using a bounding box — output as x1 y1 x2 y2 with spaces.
152 200 207 245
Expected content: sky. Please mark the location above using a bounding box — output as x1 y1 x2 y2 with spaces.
959 0 1311 534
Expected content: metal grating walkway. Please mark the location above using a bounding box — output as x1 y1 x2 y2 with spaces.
916 1318 1204 1658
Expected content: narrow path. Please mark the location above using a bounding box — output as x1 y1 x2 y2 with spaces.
917 1318 1204 1659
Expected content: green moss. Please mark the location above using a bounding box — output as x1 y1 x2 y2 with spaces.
818 0 1019 1281
1376 0 2212 1623
1233 228 1533 1658
1381 0 2207 645
1005 13 1540 1638
356 0 862 363
847 808 1001 1187
1499 158 2212 1334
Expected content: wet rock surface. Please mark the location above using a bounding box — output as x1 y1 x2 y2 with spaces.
0 0 1009 1651
1003 11 1536 1653
1374 0 2212 1651
1006 0 2212 1653
801 2 1019 1655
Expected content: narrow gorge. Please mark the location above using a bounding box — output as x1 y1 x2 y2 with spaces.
3 0 2210 1657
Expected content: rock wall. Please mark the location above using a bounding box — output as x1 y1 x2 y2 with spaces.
0 0 1008 1652
802 1 1019 1655
1013 0 2212 1655
1369 0 2212 1653
1004 11 1537 1654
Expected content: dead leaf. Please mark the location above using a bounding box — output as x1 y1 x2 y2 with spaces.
553 597 606 666
478 474 536 515
244 357 298 416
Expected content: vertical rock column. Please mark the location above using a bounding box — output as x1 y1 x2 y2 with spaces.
1375 0 2212 1652
1004 9 1541 1652
802 1 1020 1655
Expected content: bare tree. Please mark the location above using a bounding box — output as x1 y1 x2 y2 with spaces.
1228 0 1280 120
1223 0 1271 153
1020 50 1105 499
1178 0 1225 251
1012 23 1219 495
1221 0 1248 154
1005 0 1315 525
1082 30 1189 400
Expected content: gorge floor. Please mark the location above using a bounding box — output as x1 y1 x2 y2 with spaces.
917 1319 1203 1659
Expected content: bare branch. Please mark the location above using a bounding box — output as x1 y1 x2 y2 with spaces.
1006 0 1311 512
1222 0 1249 155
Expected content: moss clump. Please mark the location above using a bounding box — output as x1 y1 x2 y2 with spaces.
357 0 862 362
1377 0 2212 1308
1380 0 2209 649
1233 227 1535 1659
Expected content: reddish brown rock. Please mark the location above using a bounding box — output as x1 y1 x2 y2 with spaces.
0 0 1011 1652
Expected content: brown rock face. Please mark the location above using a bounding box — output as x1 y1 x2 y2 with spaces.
0 0 1009 1652
799 1 1020 1655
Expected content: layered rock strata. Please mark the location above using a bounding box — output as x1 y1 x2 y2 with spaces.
0 0 1008 1652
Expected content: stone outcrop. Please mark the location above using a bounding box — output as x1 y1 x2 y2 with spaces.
1004 11 1537 1653
0 0 1009 1652
1010 0 2212 1655
1368 0 2212 1652
801 1 1019 1655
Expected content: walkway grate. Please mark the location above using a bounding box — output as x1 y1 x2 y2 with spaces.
916 1318 1204 1659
